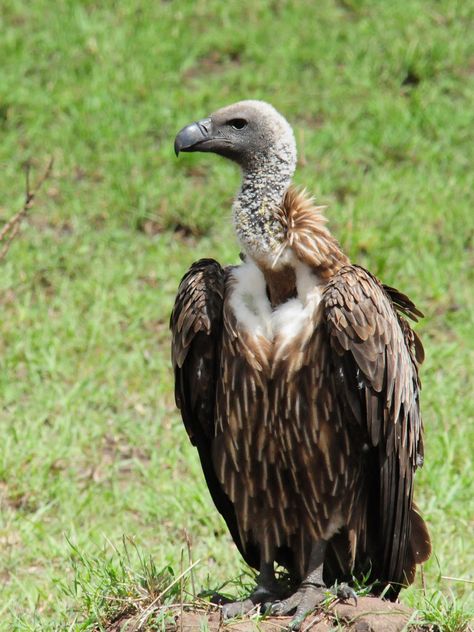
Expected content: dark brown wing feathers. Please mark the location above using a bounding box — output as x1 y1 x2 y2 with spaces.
323 265 430 593
170 258 260 568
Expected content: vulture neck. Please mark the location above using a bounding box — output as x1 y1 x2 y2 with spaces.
232 148 295 267
232 157 350 308
232 153 296 308
232 144 349 308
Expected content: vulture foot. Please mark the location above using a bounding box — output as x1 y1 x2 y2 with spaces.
266 583 327 629
216 585 285 619
266 582 357 630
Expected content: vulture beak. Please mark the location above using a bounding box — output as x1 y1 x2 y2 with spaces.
174 117 213 156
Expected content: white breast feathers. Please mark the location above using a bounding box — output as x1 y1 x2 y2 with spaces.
229 259 324 343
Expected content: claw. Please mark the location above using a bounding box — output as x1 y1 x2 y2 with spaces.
334 582 358 607
267 585 326 629
218 584 286 620
290 590 325 628
267 591 302 616
222 598 255 619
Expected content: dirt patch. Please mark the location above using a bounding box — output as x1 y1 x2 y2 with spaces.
160 596 419 631
182 49 243 82
0 481 38 514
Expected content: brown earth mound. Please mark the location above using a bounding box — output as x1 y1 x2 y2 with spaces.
167 596 420 631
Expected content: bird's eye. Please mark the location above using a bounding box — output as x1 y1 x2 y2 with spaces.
229 118 247 130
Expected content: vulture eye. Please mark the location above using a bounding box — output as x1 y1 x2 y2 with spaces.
229 118 247 130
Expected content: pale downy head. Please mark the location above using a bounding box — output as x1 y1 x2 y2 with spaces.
175 101 298 263
174 100 297 173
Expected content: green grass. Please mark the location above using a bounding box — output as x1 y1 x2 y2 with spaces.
0 0 473 629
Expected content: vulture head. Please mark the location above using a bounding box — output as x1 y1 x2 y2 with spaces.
174 100 296 173
175 100 299 263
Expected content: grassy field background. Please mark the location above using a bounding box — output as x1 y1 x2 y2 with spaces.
0 0 473 629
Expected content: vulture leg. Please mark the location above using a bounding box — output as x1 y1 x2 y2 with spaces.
267 541 327 626
220 562 285 619
267 540 357 630
267 542 358 630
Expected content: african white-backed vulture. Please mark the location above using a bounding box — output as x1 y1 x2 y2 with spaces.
171 100 430 630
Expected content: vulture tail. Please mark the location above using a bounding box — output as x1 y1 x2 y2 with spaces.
403 504 431 585
323 505 430 598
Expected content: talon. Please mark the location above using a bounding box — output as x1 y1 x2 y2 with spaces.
335 582 358 606
222 599 253 619
268 600 285 616
220 585 285 619
268 592 301 616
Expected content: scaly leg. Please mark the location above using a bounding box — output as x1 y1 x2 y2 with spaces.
267 541 357 631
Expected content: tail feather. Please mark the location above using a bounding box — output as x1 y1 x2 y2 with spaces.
404 504 431 584
323 504 431 595
411 504 431 564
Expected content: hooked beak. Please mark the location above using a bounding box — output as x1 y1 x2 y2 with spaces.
174 117 213 156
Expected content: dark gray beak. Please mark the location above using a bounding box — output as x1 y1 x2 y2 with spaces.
174 117 213 156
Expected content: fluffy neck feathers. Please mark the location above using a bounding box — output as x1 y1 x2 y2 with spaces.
277 188 350 277
234 178 349 278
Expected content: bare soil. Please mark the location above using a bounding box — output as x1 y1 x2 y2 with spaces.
163 596 424 631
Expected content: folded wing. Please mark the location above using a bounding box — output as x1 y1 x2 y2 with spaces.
170 258 260 569
323 265 430 593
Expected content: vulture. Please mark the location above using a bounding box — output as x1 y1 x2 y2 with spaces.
171 100 430 629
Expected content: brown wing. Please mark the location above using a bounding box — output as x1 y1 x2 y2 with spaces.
170 259 259 569
323 265 430 594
